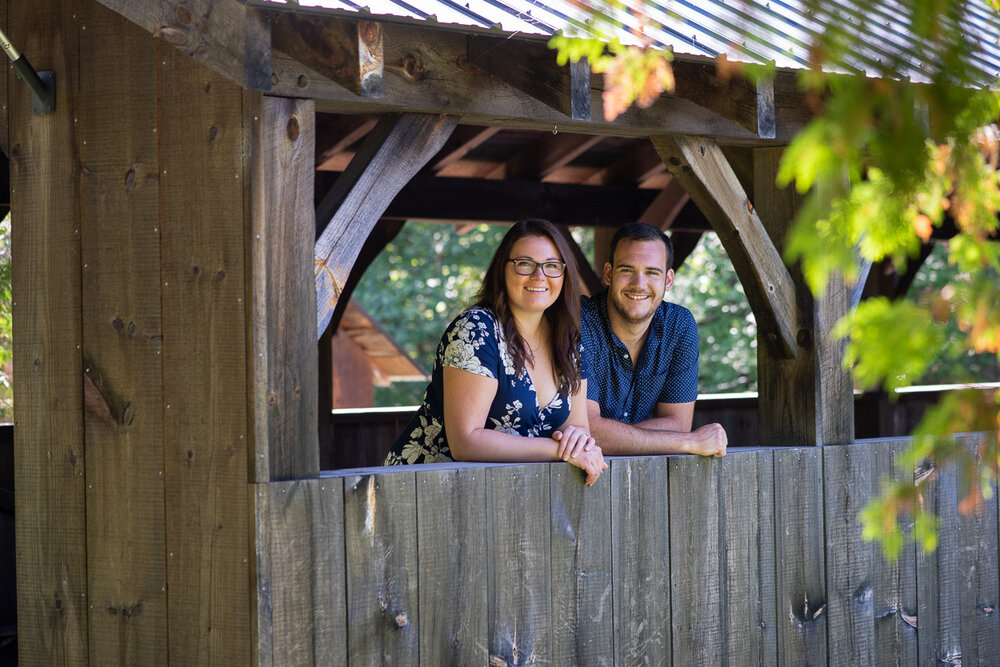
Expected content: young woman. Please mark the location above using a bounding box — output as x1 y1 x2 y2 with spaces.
384 219 607 485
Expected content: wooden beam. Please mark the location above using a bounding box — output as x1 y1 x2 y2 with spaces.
469 36 590 120
272 13 384 98
670 231 703 271
315 114 457 337
250 96 320 482
653 135 798 359
269 20 808 142
432 126 502 172
96 0 271 90
583 141 666 187
638 177 690 229
493 132 605 181
672 59 774 138
382 176 664 228
555 227 603 296
752 147 854 446
315 114 378 170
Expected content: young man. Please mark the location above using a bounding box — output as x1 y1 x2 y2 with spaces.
580 222 727 457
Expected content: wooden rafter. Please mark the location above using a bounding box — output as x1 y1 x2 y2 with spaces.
494 133 605 181
96 0 271 90
315 113 457 337
433 126 503 172
653 135 798 359
315 115 378 170
638 177 690 229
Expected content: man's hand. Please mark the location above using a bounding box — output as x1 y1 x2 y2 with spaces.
687 423 727 458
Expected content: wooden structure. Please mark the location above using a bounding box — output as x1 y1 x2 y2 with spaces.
3 0 996 664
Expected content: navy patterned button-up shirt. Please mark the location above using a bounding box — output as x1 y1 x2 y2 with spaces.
580 292 699 424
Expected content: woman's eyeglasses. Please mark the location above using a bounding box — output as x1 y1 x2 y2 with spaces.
507 258 566 278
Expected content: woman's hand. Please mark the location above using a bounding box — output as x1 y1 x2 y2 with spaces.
566 443 608 486
552 424 596 462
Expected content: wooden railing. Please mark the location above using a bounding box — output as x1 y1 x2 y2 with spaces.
254 436 999 665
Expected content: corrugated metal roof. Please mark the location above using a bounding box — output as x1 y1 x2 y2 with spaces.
251 0 1000 82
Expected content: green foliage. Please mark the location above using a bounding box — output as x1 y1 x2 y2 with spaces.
354 222 511 405
0 213 10 422
671 234 757 393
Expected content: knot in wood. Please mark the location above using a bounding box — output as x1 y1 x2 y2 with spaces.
394 610 408 627
286 116 300 142
402 54 425 81
796 328 812 348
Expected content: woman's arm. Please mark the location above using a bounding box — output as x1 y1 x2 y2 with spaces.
553 379 607 483
443 369 606 484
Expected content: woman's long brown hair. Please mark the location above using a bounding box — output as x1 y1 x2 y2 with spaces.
475 219 583 396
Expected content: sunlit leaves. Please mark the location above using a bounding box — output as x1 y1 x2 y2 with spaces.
834 298 946 392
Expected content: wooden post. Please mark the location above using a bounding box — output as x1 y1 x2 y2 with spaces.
250 96 320 482
753 147 854 445
10 0 89 662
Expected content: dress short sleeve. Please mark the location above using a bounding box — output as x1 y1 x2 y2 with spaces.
440 308 501 380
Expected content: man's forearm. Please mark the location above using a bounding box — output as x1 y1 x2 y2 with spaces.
589 414 694 456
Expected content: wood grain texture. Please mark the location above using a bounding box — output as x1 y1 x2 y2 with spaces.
311 477 348 667
254 480 343 666
469 36 590 120
78 4 167 662
720 449 778 667
669 455 723 664
752 146 854 446
344 472 419 664
9 0 88 663
774 448 828 665
96 0 271 90
314 113 457 336
269 21 809 142
550 465 613 666
955 434 1000 666
652 135 798 359
611 457 670 666
158 43 252 664
416 468 489 665
871 440 918 667
823 443 876 665
250 95 319 481
487 465 552 666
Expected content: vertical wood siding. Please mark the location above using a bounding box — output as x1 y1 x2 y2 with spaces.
258 440 1000 666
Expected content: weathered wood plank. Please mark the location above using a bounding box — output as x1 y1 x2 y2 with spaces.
96 0 271 90
250 95 319 481
77 4 167 663
611 457 670 666
721 449 778 666
916 447 963 665
344 472 419 664
669 455 722 662
752 146 854 446
272 14 383 98
653 135 798 359
871 440 918 667
312 477 348 667
415 468 489 665
9 0 88 662
469 36 590 120
254 479 341 666
550 465 613 665
956 434 1000 665
824 443 876 665
774 448 828 664
672 60 773 138
487 464 552 665
270 21 809 142
314 113 456 336
158 44 252 664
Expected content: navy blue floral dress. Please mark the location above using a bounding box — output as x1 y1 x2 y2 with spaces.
384 307 586 465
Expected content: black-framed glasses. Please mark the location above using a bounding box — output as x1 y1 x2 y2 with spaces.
507 258 566 278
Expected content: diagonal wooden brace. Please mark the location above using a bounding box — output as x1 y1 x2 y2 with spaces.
315 113 457 337
652 135 798 359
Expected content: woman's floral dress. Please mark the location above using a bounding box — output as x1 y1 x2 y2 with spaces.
384 307 584 465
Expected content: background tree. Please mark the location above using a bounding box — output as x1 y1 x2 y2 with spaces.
550 0 1000 556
